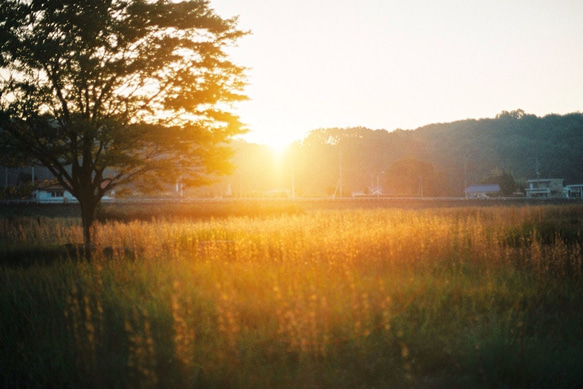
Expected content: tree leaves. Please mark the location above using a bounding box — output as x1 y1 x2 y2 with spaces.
0 0 248 248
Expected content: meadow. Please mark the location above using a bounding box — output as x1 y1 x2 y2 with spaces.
1 202 583 388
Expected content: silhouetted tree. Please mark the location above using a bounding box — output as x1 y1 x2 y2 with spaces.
0 0 247 254
496 109 526 120
481 169 517 196
497 171 517 196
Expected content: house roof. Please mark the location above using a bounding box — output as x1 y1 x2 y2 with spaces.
526 178 563 183
464 184 501 193
37 184 67 191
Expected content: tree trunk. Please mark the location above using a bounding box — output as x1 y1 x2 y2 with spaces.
80 198 97 260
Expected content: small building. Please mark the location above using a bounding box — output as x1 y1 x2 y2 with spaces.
525 179 564 198
464 184 501 199
34 185 77 203
564 184 583 199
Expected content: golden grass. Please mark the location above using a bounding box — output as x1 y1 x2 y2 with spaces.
1 205 583 387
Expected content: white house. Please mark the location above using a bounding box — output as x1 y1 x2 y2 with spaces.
564 184 583 199
525 179 564 198
34 185 77 203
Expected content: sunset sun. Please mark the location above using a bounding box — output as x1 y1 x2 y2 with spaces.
263 137 292 155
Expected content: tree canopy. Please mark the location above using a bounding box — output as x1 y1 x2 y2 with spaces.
0 0 248 252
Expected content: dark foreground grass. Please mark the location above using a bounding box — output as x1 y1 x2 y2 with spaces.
1 205 583 388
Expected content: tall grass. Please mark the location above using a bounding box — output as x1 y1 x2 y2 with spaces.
1 205 583 387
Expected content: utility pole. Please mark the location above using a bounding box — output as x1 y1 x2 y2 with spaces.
376 170 384 199
333 148 343 198
176 175 183 197
464 157 467 193
377 173 380 199
291 161 295 200
338 149 343 198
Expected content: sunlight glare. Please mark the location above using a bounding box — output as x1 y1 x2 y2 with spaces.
259 135 293 156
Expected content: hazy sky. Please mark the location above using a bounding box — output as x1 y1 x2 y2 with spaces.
212 0 583 147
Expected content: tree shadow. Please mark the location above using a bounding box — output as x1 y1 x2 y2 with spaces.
0 245 86 268
0 244 140 268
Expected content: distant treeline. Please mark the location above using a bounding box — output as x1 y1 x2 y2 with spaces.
204 110 582 198
3 110 582 199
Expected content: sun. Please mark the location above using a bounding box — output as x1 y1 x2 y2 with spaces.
265 138 291 155
249 133 295 155
241 123 302 155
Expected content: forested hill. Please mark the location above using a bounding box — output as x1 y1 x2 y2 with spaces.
198 110 583 198
408 110 583 188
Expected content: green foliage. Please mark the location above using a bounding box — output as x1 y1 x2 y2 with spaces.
0 182 34 200
497 171 517 196
480 168 517 196
495 109 527 119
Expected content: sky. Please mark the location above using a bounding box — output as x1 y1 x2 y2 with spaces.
212 0 583 147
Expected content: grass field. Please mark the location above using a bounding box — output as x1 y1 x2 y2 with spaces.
1 202 583 388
